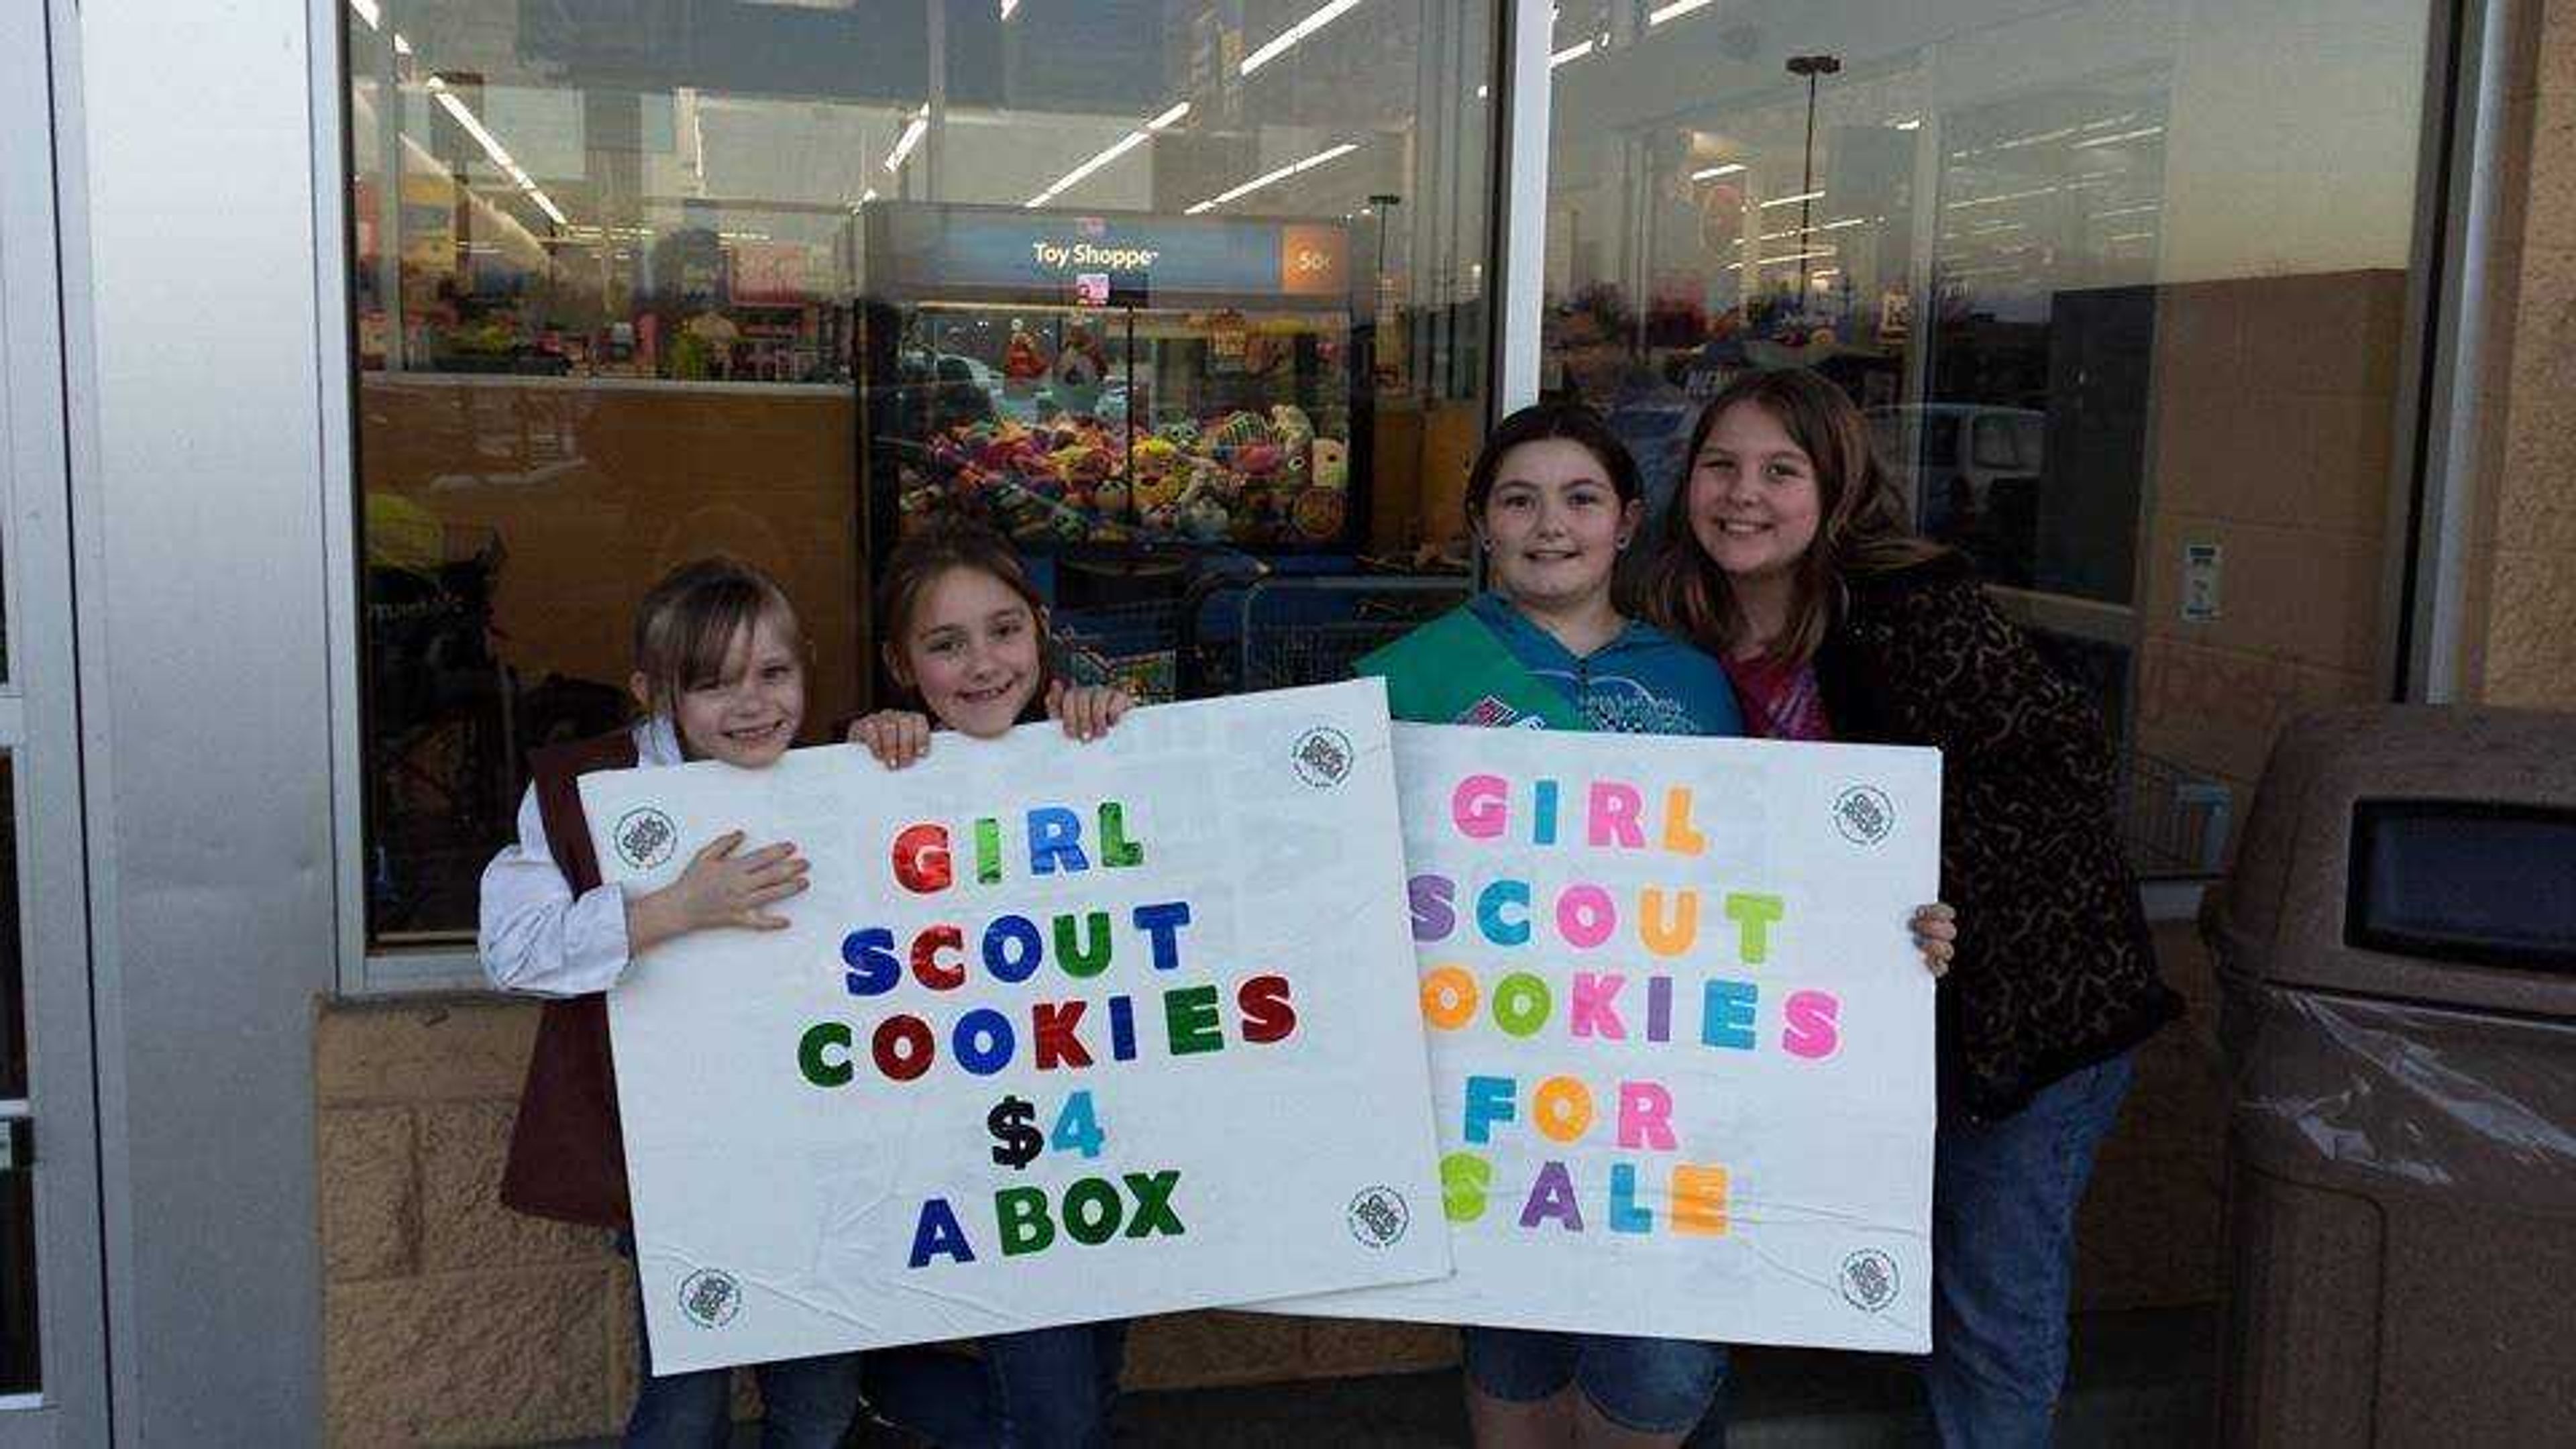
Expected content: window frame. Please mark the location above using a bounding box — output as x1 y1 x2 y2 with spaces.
324 0 2503 994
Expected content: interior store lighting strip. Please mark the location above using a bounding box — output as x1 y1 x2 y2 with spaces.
1184 141 1360 215
885 105 931 173
1026 101 1192 208
421 76 570 227
346 0 413 55
1648 0 1713 23
1241 0 1366 76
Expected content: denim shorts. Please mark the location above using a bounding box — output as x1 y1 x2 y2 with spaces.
1462 1326 1729 1434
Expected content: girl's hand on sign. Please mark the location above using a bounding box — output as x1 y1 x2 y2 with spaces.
849 709 934 768
1047 680 1134 743
631 829 809 951
1910 902 1957 978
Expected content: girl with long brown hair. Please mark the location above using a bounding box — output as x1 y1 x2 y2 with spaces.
1645 369 2177 1447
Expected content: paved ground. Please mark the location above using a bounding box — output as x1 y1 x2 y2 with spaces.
560 1305 2217 1447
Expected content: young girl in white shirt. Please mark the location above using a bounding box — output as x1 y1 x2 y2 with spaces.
479 555 858 1447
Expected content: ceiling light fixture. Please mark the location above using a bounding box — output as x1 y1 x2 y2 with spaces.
1242 0 1366 76
1025 101 1191 208
1185 140 1359 215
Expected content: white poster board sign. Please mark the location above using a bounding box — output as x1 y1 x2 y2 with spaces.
1273 725 1941 1352
584 682 1447 1372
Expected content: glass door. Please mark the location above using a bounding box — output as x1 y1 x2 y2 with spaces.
0 1 109 1439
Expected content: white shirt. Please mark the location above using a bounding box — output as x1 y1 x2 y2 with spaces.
478 716 682 997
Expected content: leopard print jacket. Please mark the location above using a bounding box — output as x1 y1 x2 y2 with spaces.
1813 552 2180 1119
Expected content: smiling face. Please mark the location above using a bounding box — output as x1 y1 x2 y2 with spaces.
1685 400 1824 586
892 565 1045 739
649 607 806 768
1477 437 1643 615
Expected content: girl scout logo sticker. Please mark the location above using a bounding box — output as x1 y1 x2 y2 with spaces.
1347 1186 1411 1248
679 1269 742 1328
1840 1249 1898 1312
1292 726 1355 788
1831 786 1894 847
615 806 680 870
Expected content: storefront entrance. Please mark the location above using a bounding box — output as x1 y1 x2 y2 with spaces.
0 3 109 1441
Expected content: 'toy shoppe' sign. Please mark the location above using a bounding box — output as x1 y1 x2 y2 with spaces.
584 682 1445 1373
1271 726 1941 1354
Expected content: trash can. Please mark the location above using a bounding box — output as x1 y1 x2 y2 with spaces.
2202 705 2576 1446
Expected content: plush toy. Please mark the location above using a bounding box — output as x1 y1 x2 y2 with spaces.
1055 325 1108 387
1003 329 1049 380
1291 486 1346 540
1130 435 1180 480
1311 437 1349 490
1210 411 1271 453
1132 468 1184 513
1181 490 1231 540
1234 443 1283 477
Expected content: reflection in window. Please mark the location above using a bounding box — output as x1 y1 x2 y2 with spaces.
0 757 17 1098
1541 0 2431 876
348 1 1495 943
0 754 27 1395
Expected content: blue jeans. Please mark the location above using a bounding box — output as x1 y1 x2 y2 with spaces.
623 1330 864 1449
614 1235 865 1448
865 1322 1129 1448
1464 1326 1730 1436
1921 1053 2135 1448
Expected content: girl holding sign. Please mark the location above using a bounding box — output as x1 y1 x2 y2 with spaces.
844 517 1134 1449
480 556 865 1447
1645 369 2177 1448
1362 405 1955 1449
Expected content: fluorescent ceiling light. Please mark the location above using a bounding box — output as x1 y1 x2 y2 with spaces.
423 76 572 228
1550 39 1595 67
2071 124 2164 150
1184 140 1359 215
885 105 930 172
1024 101 1191 209
1690 162 1746 180
1002 0 1019 16
1242 0 1366 76
1894 116 1922 131
1758 189 1823 208
1648 0 1713 23
346 0 414 54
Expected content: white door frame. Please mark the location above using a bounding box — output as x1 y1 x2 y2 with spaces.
0 0 110 1440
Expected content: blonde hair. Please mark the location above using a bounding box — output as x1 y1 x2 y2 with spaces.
631 555 802 719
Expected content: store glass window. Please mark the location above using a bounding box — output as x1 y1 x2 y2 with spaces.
346 1 1497 947
1541 0 2436 875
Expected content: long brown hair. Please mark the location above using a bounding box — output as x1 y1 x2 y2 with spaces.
873 517 1057 719
1642 369 1943 664
631 555 802 720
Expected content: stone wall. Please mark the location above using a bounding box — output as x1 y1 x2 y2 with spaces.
2461 0 2576 710
312 995 1458 1444
315 923 2225 1444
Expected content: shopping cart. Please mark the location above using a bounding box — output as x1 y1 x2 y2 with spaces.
2118 748 2234 877
1234 574 1472 693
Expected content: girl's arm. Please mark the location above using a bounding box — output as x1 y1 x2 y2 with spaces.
1046 680 1134 741
478 784 638 996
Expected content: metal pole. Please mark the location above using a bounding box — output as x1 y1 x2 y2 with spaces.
1786 54 1841 299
